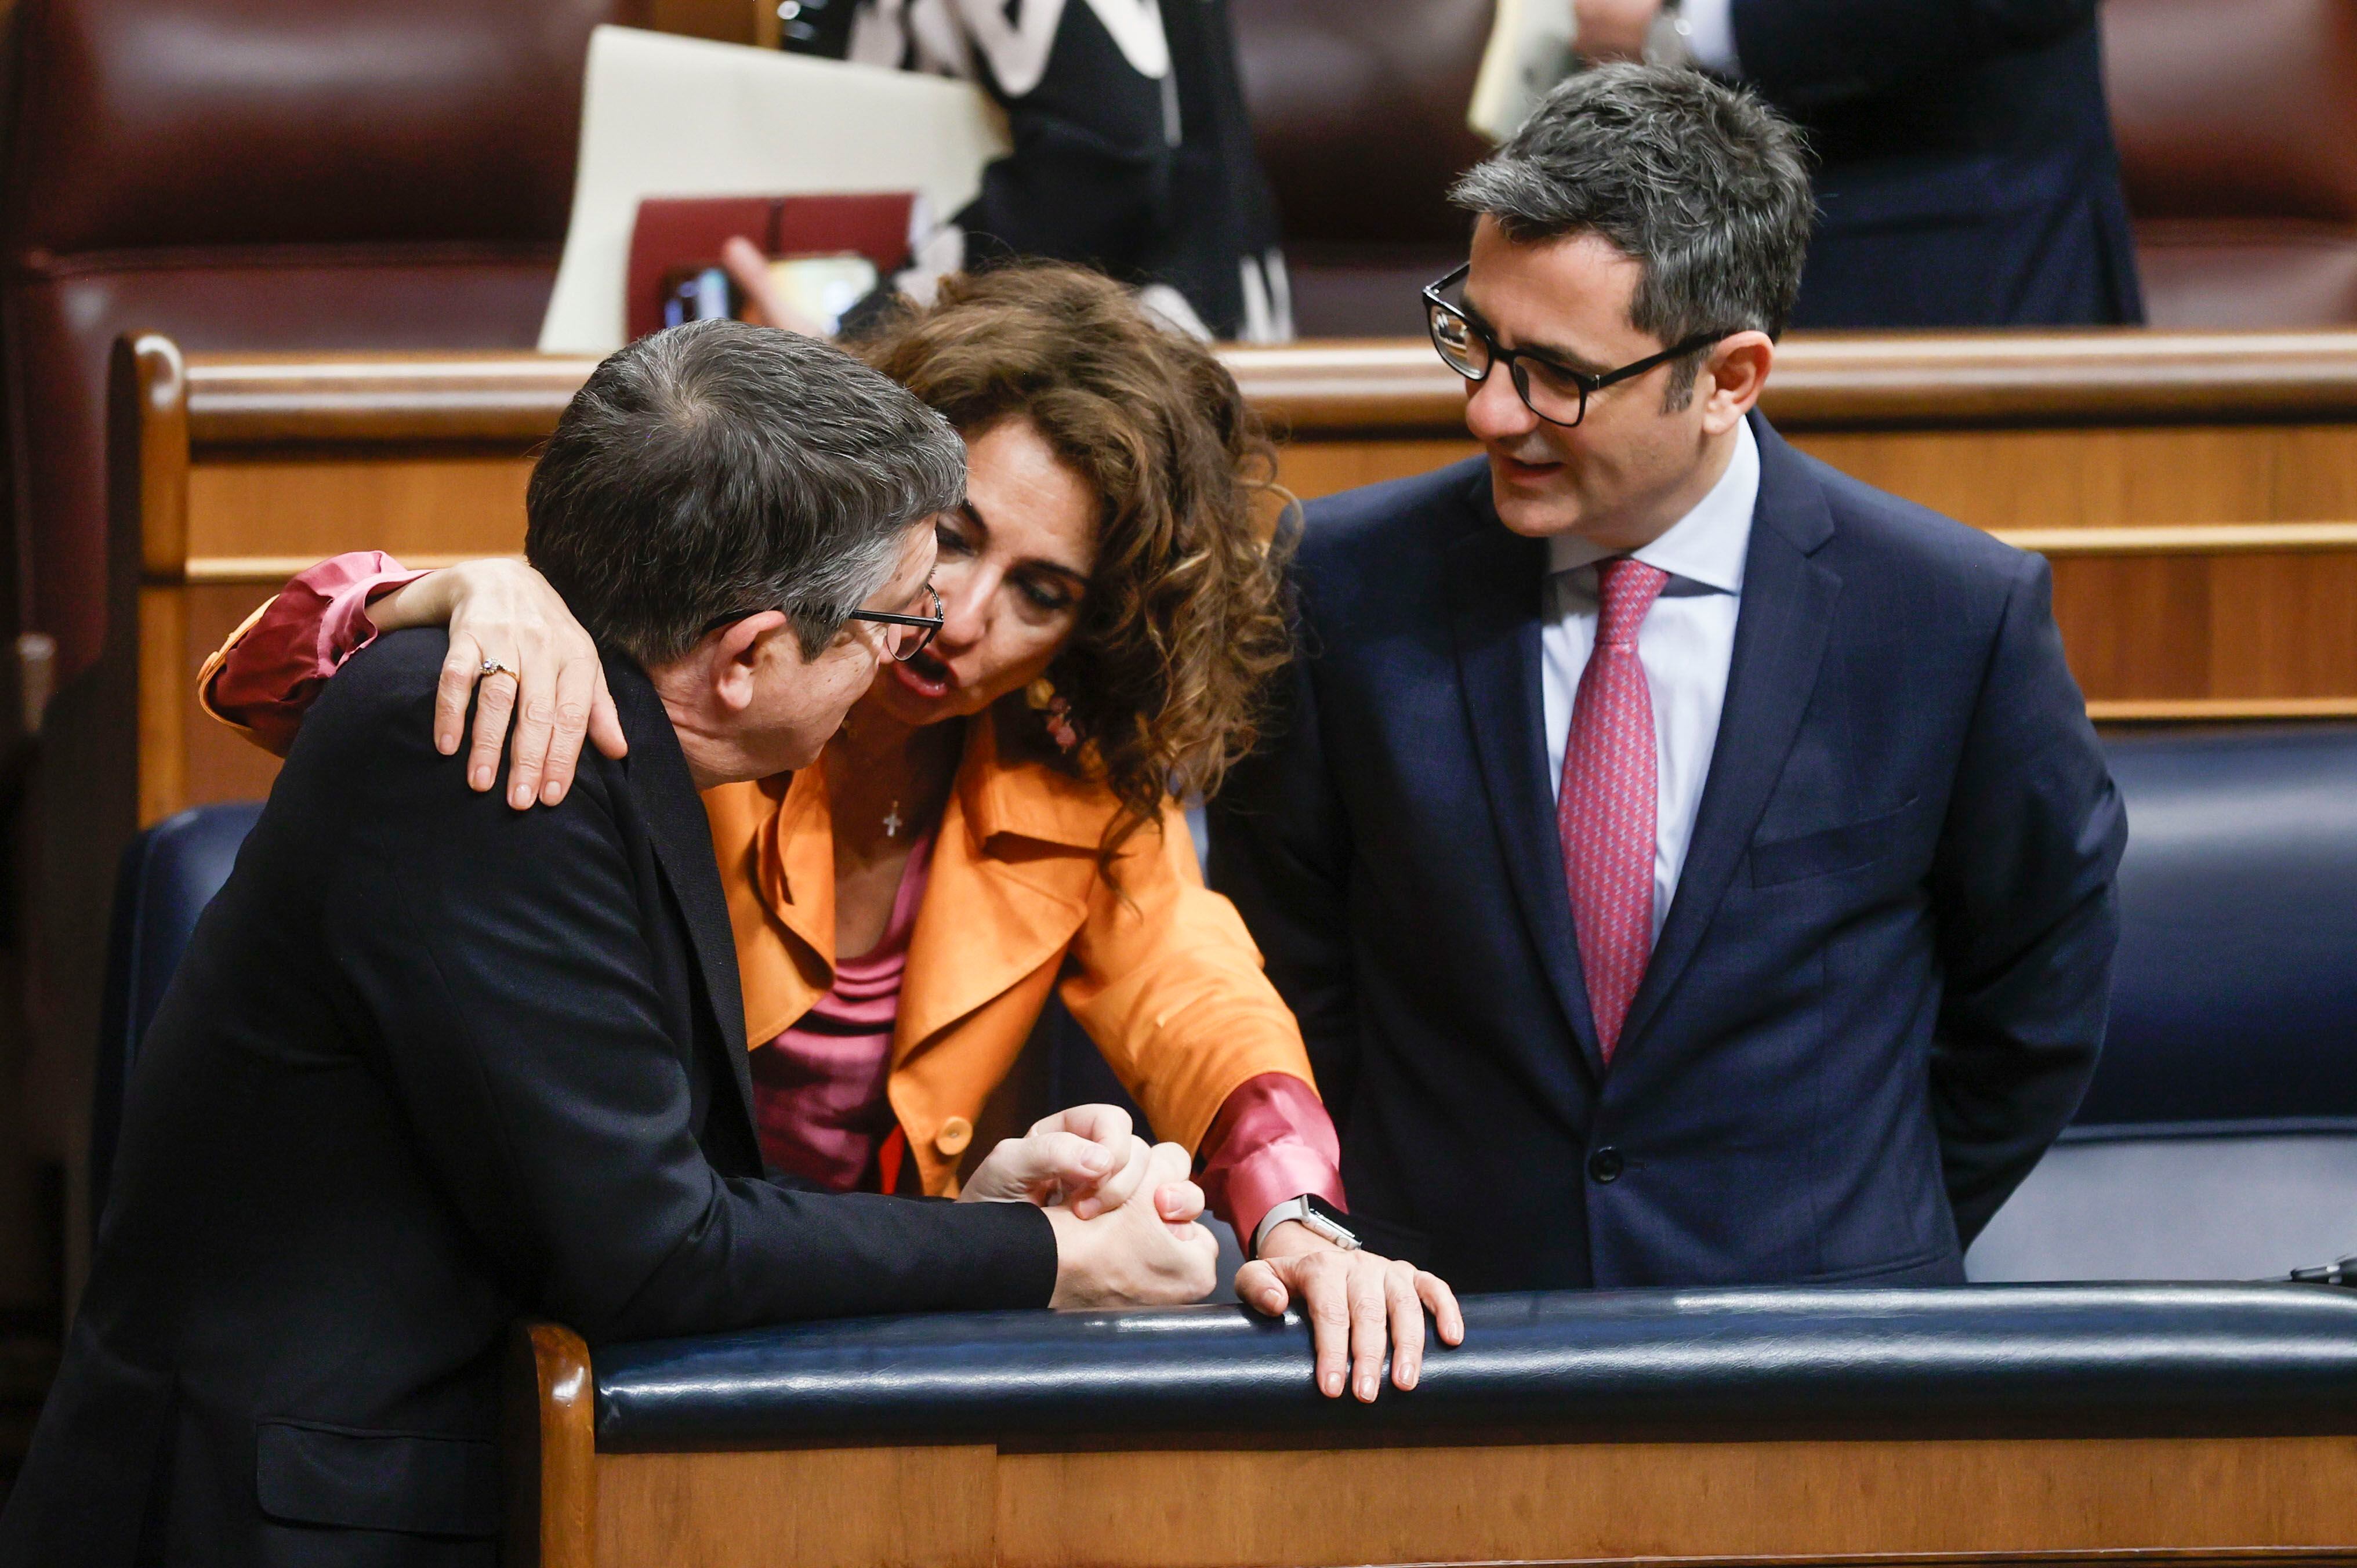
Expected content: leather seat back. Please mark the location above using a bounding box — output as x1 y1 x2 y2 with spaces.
90 800 263 1233
2 0 642 691
1968 725 2357 1280
1228 0 1491 337
2103 0 2357 325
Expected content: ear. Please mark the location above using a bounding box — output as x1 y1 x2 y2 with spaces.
1699 332 1775 435
705 611 793 716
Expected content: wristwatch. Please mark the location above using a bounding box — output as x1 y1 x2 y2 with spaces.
1253 1195 1361 1258
1644 1 1696 68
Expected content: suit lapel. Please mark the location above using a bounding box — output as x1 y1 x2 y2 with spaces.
1617 417 1840 1058
606 655 761 1148
1445 477 1604 1080
897 717 1095 1056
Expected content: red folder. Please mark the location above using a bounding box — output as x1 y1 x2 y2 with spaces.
625 193 919 340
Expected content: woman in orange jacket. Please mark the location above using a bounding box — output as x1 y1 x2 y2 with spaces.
204 264 1460 1400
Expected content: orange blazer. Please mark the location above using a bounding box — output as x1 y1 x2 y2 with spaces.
703 712 1315 1196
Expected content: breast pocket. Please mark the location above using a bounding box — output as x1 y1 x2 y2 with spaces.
1749 796 1919 888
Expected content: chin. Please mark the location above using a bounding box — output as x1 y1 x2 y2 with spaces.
1489 475 1584 540
877 654 998 726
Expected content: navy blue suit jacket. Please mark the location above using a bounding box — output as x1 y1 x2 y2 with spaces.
1207 418 2126 1293
1734 0 2144 327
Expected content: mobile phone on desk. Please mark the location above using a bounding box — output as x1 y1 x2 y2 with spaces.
661 254 881 336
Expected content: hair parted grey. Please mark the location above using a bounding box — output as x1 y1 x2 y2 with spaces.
523 317 965 667
1449 64 1814 401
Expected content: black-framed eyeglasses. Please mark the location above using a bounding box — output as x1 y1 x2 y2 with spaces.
702 583 945 662
1423 263 1731 428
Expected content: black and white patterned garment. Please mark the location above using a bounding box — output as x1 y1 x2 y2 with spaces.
779 0 1291 342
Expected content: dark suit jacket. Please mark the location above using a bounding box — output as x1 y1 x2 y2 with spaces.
1207 418 2126 1293
1732 0 2144 327
1 631 1055 1567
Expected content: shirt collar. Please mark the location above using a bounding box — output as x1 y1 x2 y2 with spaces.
1544 416 1758 594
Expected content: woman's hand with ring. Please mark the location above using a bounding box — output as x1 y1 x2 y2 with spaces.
370 559 625 807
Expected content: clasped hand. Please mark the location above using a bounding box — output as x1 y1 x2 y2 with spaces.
962 1106 1466 1400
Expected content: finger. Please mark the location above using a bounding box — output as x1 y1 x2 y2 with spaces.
1010 1130 1121 1199
1347 1261 1390 1403
1069 1136 1151 1220
1302 1259 1351 1399
588 663 628 760
1235 1257 1291 1318
1421 1272 1466 1347
467 667 519 796
1032 1103 1133 1149
1176 1219 1220 1300
506 653 561 810
1387 1262 1428 1391
437 633 484 761
720 237 818 333
539 648 598 805
1152 1179 1204 1227
1142 1141 1194 1189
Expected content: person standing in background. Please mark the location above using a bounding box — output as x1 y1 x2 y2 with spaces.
1566 0 2144 326
774 0 1292 341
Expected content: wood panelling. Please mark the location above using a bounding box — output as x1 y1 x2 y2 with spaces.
1785 426 2357 529
996 1438 2357 1568
594 1446 998 1568
1274 437 1481 498
103 331 2357 822
546 1433 2357 1568
185 455 531 564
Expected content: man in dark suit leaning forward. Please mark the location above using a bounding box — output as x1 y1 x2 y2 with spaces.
1209 66 2126 1293
3 321 1214 1566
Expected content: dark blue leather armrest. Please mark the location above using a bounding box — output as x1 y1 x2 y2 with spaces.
593 1283 2357 1451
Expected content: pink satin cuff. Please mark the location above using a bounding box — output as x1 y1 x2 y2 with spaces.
1196 1072 1346 1252
206 551 426 755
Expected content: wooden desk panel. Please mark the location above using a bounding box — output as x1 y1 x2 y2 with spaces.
186 451 531 574
108 330 2357 824
577 1433 2357 1568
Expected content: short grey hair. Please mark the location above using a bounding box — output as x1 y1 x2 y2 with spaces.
524 318 965 666
1449 65 1814 397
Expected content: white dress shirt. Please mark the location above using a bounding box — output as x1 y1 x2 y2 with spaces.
1542 418 1758 939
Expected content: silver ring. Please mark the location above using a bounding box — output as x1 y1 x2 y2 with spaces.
480 659 515 680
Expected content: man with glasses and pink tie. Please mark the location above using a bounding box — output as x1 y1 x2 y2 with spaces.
1207 64 2127 1292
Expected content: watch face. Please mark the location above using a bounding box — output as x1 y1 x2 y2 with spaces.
1302 1196 1358 1240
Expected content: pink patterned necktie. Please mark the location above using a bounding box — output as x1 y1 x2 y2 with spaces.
1557 557 1669 1065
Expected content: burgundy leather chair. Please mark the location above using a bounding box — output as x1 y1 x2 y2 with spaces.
2103 0 2357 328
1230 0 1493 339
0 0 643 698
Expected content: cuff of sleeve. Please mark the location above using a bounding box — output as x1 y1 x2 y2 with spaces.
1195 1072 1346 1251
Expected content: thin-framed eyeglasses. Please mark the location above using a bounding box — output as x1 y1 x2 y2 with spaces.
1423 262 1731 429
701 583 946 662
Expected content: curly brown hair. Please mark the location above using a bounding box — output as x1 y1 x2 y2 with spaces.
855 264 1294 859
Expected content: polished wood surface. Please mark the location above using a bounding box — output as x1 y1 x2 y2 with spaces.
547 1429 2357 1568
164 330 2357 448
507 1323 597 1568
109 330 2357 821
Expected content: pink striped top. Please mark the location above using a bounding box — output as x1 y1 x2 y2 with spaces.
748 830 937 1191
